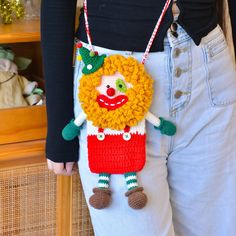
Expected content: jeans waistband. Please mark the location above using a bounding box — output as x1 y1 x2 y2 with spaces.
80 24 222 56
164 23 222 48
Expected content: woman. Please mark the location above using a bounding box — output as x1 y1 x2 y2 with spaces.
41 0 236 235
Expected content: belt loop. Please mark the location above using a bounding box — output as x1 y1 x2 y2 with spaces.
167 30 175 48
125 51 133 56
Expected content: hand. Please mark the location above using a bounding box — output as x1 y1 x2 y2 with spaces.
47 159 78 176
62 119 81 141
154 117 176 136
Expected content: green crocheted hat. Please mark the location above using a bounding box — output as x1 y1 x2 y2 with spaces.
77 43 106 75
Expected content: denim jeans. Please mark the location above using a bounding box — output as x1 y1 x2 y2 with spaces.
74 24 236 236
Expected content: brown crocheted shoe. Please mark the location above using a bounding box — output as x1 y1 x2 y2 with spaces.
125 187 147 209
89 188 112 209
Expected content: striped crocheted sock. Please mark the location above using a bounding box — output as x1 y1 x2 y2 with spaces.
98 173 111 189
124 172 138 190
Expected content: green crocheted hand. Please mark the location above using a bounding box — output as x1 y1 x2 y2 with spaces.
154 117 176 136
62 119 81 141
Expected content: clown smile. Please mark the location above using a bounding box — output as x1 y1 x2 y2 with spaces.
97 94 128 110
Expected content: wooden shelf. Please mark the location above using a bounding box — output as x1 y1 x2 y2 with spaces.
0 19 40 44
0 105 47 145
0 140 46 168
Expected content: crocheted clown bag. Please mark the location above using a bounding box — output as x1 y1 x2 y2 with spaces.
62 43 176 210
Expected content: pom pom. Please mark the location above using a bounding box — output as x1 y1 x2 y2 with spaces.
87 64 93 70
77 55 82 61
76 42 83 48
89 51 95 57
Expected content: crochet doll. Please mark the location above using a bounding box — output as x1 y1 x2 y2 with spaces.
0 46 43 108
62 43 176 210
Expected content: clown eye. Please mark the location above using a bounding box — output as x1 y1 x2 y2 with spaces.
116 79 127 93
106 85 110 88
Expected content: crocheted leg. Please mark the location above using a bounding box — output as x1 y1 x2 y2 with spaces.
98 173 111 189
89 173 112 209
124 172 147 209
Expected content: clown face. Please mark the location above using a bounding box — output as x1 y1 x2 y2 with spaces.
79 55 153 130
96 72 132 110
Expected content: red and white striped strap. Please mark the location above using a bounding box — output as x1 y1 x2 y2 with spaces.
141 0 172 64
83 0 172 64
83 0 93 51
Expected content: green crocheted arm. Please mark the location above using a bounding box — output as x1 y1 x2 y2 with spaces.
62 119 82 141
62 112 86 141
154 117 176 136
145 112 176 136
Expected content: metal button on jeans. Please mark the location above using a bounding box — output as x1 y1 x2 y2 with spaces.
174 90 183 99
174 67 182 77
173 48 181 58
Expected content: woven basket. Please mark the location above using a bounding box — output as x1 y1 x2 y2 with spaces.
0 163 93 236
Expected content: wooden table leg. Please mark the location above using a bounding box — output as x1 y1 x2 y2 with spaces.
56 175 73 236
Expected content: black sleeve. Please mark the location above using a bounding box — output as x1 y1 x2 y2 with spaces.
228 0 236 49
40 0 79 163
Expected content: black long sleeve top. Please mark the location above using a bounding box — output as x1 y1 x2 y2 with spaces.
76 0 218 52
41 0 233 163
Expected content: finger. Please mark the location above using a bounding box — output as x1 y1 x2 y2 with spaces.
53 163 67 175
47 159 53 171
66 162 78 175
65 162 74 175
72 162 78 172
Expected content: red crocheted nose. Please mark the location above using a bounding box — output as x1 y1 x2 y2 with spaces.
106 87 116 97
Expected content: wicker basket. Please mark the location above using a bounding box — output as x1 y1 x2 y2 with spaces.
0 163 93 236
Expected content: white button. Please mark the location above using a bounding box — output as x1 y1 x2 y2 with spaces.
87 64 93 70
97 133 105 141
123 132 131 141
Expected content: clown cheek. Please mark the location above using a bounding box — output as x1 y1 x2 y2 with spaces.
96 73 127 95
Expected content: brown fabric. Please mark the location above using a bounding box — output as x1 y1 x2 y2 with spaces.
125 187 147 209
89 188 112 209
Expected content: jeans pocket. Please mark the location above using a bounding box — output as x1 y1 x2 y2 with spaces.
206 33 227 61
205 42 236 106
201 25 236 106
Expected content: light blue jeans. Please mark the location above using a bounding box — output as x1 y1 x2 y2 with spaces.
74 25 236 236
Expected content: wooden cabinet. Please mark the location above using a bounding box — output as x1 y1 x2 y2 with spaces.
0 20 93 236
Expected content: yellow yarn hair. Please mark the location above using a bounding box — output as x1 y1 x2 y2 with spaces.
79 55 153 130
